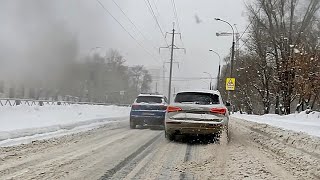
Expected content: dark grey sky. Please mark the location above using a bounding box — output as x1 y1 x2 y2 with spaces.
0 0 250 91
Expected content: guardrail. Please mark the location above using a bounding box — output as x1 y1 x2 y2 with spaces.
0 98 130 107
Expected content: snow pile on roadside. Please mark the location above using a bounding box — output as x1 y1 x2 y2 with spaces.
0 104 130 143
234 119 320 178
232 111 320 137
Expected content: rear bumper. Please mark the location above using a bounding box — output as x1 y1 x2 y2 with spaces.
165 119 227 135
130 116 165 126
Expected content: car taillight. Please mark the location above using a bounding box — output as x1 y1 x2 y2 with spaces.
167 106 182 112
210 107 226 115
131 104 140 110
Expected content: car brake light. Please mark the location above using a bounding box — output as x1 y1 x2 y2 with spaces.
131 104 140 109
210 107 226 115
167 106 182 112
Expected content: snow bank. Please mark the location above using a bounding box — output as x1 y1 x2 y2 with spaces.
233 119 320 177
232 111 320 137
0 104 130 143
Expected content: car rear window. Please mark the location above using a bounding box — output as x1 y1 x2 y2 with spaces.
174 92 220 105
136 96 163 103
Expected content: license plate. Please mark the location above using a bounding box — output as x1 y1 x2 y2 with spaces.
143 113 154 116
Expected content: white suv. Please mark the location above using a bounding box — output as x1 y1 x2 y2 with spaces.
164 90 229 141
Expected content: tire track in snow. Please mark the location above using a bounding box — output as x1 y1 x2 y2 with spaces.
99 132 163 180
179 144 193 180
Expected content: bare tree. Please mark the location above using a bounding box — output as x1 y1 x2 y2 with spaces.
244 0 320 114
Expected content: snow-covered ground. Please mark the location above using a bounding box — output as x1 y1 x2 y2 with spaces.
0 104 130 146
232 111 320 137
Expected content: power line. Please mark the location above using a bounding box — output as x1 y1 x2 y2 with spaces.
144 0 169 46
96 0 160 63
111 0 159 51
170 0 184 46
236 1 263 42
237 23 250 44
236 2 274 50
237 7 263 50
145 0 167 45
239 36 251 50
151 0 161 20
171 0 180 31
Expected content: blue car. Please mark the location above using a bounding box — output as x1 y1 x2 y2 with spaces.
130 94 168 129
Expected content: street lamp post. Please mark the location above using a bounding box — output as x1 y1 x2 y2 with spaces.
214 18 235 78
203 72 213 90
209 49 221 90
214 18 235 111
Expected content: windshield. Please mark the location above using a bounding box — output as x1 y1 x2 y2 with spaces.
136 96 163 103
174 92 220 105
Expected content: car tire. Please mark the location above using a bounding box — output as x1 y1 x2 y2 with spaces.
165 131 175 141
130 120 136 129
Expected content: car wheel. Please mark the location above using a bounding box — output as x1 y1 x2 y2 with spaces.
130 120 136 129
165 131 175 141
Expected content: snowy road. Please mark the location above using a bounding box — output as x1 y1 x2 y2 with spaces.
0 118 319 180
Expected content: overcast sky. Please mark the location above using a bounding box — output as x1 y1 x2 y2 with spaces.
0 0 250 92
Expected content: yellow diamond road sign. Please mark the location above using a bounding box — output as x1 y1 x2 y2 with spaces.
226 78 236 91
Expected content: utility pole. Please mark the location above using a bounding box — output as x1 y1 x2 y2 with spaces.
162 61 179 97
230 41 235 77
162 61 179 96
160 23 185 103
168 27 175 103
162 63 165 96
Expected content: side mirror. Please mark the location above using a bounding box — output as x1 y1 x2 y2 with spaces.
225 102 231 107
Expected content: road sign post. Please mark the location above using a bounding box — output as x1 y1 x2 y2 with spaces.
226 78 235 91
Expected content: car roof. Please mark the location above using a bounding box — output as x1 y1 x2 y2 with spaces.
176 89 221 95
138 94 165 98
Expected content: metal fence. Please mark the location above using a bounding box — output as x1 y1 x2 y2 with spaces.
0 98 130 107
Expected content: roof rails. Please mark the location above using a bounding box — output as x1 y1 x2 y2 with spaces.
176 89 221 94
140 92 161 95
